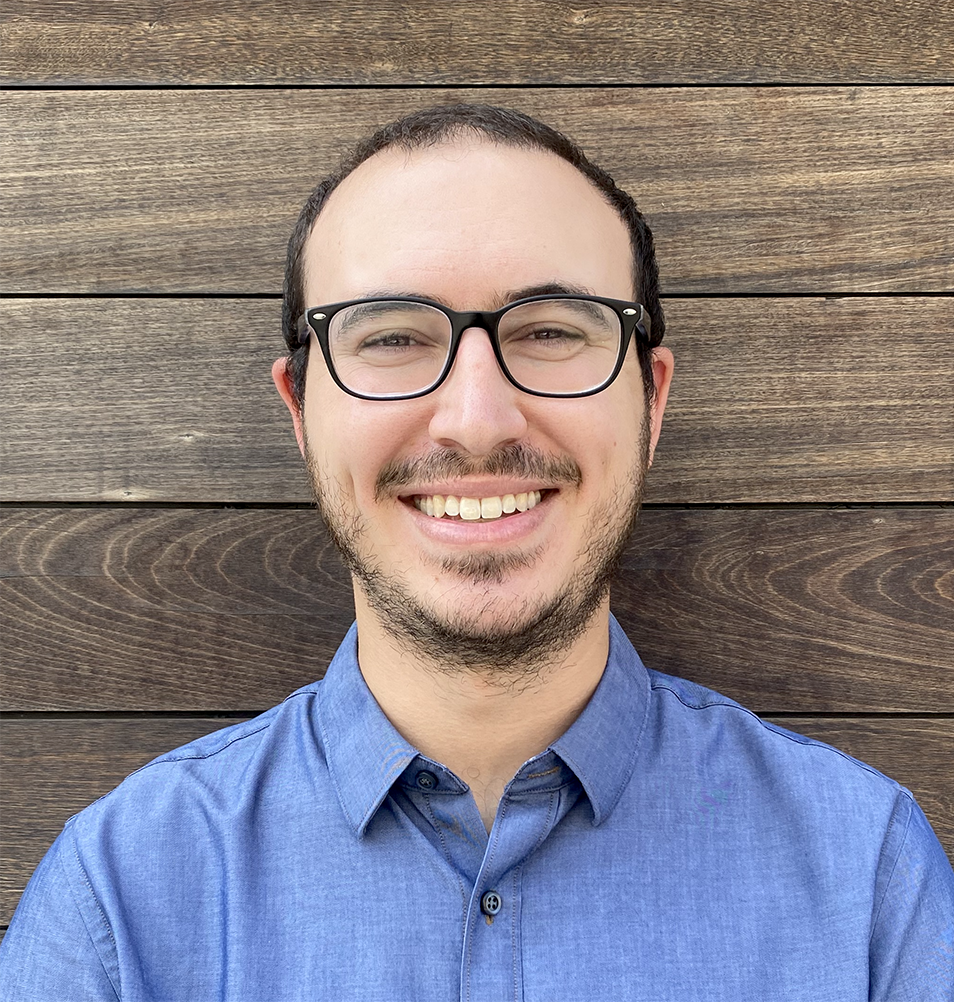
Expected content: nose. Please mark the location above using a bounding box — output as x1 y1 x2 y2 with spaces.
427 327 529 455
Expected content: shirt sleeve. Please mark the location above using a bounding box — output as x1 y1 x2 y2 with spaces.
0 825 120 1002
868 790 954 1001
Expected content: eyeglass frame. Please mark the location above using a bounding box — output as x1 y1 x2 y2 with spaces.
296 294 652 401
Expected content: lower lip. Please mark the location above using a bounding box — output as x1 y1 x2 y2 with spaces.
402 493 554 545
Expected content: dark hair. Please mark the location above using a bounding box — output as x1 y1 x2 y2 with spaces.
282 103 665 407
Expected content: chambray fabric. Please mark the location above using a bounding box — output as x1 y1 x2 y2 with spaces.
2 618 952 1002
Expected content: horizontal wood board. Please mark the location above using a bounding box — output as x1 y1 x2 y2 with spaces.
2 715 951 926
3 88 953 295
2 1 953 85
2 506 951 713
2 297 952 505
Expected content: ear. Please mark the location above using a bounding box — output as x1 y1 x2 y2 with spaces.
271 356 306 457
646 346 674 467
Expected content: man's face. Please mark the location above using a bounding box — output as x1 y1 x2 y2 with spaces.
278 138 672 670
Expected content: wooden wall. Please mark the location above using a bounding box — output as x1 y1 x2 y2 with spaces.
1 1 952 934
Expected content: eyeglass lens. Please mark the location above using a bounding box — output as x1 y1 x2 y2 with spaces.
327 299 623 397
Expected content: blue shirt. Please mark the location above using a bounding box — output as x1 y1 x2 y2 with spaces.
2 618 952 1001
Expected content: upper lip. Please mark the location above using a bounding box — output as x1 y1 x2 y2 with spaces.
398 481 553 499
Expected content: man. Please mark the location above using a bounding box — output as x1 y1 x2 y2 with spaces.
2 104 952 1001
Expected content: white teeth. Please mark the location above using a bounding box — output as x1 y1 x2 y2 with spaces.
480 496 503 520
413 490 546 520
459 497 481 520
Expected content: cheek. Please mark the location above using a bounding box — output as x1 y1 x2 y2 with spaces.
562 386 644 474
304 385 432 498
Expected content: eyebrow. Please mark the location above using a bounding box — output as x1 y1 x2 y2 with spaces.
502 282 595 304
535 296 615 330
359 282 598 311
332 299 438 339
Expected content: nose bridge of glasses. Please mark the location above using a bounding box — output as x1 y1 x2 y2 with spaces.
448 311 509 376
444 310 509 380
438 323 524 415
451 309 498 339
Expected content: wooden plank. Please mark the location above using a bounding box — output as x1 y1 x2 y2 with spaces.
612 508 954 713
2 297 951 504
1 506 951 714
2 0 952 86
2 715 951 926
2 88 952 295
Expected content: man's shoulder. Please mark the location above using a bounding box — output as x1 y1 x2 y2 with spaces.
643 666 906 805
69 682 327 836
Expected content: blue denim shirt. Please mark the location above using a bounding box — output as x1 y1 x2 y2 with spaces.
2 618 952 1001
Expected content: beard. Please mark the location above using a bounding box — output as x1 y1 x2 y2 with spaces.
304 429 650 684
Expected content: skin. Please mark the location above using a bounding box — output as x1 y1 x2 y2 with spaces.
274 138 674 830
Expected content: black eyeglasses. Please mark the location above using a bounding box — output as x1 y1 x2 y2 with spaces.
296 294 651 400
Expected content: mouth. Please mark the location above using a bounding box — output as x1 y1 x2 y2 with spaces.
408 489 549 521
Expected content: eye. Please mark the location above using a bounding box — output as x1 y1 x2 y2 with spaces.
523 325 586 341
505 324 589 353
359 330 420 350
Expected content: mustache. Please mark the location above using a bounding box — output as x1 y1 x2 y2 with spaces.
375 443 583 500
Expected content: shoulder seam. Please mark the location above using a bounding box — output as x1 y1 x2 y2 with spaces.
648 680 901 787
145 719 273 767
122 688 321 774
74 689 321 816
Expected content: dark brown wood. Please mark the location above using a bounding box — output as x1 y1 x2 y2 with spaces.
612 508 954 712
2 88 952 295
0 298 308 504
2 506 951 714
2 297 951 505
2 715 951 925
0 506 353 712
2 1 952 86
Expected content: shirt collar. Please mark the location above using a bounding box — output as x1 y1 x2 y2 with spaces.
316 623 419 836
316 616 651 836
549 614 652 825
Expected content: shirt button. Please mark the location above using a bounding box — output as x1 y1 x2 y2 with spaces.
416 770 438 790
480 890 502 916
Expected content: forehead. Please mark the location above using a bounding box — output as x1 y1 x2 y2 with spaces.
302 138 634 307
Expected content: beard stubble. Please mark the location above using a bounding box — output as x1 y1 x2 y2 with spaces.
303 429 650 683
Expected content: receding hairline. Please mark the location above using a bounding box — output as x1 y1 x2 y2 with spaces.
300 130 635 298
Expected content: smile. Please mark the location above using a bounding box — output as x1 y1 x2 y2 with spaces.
412 491 544 521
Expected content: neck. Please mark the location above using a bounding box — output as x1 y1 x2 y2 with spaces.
352 591 611 831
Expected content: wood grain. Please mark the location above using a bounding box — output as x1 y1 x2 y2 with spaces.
2 715 951 925
2 506 951 713
2 297 951 505
2 1 952 86
2 88 952 295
